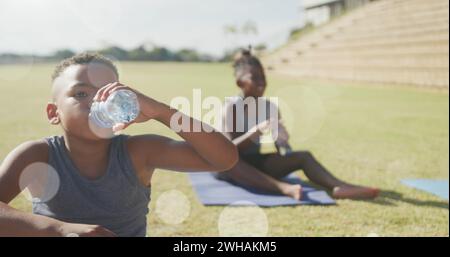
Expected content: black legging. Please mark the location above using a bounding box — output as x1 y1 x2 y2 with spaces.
243 151 349 190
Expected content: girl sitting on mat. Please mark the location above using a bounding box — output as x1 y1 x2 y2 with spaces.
218 48 379 200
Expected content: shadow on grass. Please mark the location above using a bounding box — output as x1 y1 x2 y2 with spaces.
369 190 449 209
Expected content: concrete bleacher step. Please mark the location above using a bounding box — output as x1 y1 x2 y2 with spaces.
339 15 449 35
279 67 449 88
297 41 449 55
284 55 449 69
288 56 449 70
360 6 449 23
362 4 449 20
292 50 449 62
267 38 449 67
319 35 449 51
316 34 449 50
345 17 449 36
330 27 448 46
364 0 449 16
295 46 449 58
339 23 449 40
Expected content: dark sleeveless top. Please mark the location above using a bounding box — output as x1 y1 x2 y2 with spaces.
33 134 150 237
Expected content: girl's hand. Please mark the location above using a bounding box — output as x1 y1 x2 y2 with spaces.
93 82 164 132
255 117 279 133
276 122 290 143
255 119 271 133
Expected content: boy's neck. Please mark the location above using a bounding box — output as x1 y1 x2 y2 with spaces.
61 132 113 180
62 132 111 159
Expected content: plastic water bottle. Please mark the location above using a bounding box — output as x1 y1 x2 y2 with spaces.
89 90 140 128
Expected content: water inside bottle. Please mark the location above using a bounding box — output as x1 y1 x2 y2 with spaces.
106 90 140 124
89 90 140 128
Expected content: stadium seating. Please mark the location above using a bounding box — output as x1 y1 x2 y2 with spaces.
264 0 449 89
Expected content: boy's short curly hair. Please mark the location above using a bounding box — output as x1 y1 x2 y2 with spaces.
52 52 118 81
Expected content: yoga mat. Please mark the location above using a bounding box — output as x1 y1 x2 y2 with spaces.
402 179 449 200
188 172 336 206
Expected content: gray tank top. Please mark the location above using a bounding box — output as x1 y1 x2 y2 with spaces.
33 134 150 237
224 95 278 154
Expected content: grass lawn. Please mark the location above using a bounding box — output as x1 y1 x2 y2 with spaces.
1 62 448 236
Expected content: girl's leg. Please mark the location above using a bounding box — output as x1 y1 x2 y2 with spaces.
219 159 302 200
260 151 379 199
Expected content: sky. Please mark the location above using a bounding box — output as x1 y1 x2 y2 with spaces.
0 0 305 57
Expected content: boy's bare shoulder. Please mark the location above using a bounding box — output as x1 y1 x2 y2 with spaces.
2 139 49 166
0 139 49 203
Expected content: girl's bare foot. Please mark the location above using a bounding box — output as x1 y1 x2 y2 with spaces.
281 184 302 201
332 185 379 200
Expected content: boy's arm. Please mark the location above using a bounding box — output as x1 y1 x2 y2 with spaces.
0 201 62 236
0 141 116 237
129 105 239 173
95 83 238 173
0 140 62 236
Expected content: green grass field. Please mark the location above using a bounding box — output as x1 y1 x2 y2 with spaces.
1 62 448 236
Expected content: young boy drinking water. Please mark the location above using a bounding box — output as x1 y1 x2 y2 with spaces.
0 53 238 237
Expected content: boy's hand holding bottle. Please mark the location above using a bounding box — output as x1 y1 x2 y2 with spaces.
90 82 165 132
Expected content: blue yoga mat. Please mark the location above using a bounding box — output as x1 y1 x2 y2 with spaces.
188 172 335 206
402 179 449 200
